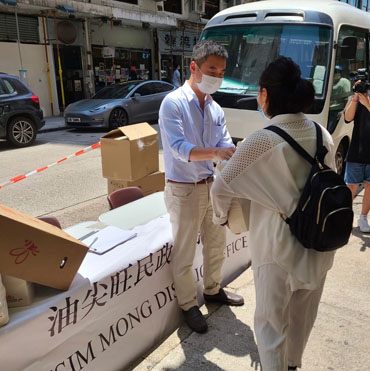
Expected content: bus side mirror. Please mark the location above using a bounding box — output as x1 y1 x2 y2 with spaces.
340 37 357 60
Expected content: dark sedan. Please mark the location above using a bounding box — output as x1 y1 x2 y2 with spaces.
0 73 44 147
64 80 176 129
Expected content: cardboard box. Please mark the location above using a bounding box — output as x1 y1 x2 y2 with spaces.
107 170 165 196
0 204 89 290
2 275 34 308
101 122 159 181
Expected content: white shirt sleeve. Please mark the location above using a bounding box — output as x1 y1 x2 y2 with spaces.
211 130 276 224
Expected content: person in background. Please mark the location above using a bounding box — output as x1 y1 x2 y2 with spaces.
328 65 351 133
159 40 244 334
344 81 370 232
211 56 336 370
129 66 137 81
172 64 181 88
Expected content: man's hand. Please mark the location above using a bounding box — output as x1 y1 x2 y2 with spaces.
189 146 235 162
214 146 236 161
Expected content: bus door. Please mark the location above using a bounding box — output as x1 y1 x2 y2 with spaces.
328 26 369 135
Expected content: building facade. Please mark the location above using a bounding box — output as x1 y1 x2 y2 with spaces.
0 0 234 116
1 0 363 116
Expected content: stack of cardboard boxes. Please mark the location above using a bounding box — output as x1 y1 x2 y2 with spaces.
101 122 165 196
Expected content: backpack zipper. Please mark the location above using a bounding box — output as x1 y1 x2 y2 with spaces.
302 169 336 212
317 185 349 224
310 169 333 184
322 207 352 232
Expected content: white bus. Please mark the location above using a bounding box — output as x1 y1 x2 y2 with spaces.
201 0 370 175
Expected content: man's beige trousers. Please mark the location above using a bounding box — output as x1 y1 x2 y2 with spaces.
164 181 226 311
253 263 326 370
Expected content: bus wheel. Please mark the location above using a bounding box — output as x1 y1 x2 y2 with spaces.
335 142 345 178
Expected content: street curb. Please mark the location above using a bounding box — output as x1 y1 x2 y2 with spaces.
39 126 70 134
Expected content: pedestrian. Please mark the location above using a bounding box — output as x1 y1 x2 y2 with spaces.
129 66 137 81
159 39 244 334
344 81 370 232
211 56 336 370
328 65 351 133
172 64 181 88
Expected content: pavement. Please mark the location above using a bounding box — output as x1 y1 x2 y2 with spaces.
125 196 370 371
43 116 370 370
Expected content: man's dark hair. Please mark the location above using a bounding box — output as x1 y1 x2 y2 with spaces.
259 56 315 117
192 40 228 67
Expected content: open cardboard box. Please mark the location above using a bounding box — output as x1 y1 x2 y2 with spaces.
101 122 159 181
0 204 89 290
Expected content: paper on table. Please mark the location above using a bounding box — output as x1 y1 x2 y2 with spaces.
81 226 137 255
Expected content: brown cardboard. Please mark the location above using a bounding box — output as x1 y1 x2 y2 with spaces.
101 122 159 181
107 170 165 196
0 204 89 290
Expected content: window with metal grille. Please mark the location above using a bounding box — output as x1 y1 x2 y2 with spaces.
164 0 182 14
114 0 138 5
0 14 39 44
204 0 220 19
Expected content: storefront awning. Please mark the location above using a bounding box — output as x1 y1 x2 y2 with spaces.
112 7 177 28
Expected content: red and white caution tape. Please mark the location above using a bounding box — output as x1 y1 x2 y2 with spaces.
0 142 101 190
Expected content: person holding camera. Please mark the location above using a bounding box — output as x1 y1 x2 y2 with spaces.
344 80 370 232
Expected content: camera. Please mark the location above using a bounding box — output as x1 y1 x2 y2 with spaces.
350 68 370 94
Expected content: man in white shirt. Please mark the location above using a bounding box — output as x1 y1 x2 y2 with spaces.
159 40 244 333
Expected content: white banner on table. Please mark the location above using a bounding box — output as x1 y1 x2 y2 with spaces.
0 215 250 371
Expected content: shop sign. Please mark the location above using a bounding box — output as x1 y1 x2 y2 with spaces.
158 30 199 54
102 47 115 58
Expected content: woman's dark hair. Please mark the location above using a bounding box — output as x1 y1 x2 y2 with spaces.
259 56 315 117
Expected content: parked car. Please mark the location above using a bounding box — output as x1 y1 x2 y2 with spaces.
64 80 176 130
0 72 44 147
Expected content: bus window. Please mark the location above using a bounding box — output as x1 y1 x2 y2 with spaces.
327 26 368 133
202 24 331 112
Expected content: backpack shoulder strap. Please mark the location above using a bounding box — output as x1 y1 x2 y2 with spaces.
265 125 315 165
313 122 328 164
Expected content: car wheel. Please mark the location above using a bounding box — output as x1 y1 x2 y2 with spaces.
335 142 346 178
109 108 127 129
6 116 37 148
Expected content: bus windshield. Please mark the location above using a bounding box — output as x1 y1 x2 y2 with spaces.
202 24 332 97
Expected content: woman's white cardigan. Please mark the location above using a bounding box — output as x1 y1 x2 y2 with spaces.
211 113 337 290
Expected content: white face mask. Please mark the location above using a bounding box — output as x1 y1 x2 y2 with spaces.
196 64 223 95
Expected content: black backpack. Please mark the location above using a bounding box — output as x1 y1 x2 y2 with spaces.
265 122 353 252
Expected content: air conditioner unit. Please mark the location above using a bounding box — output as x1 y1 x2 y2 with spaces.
156 1 165 11
191 0 205 14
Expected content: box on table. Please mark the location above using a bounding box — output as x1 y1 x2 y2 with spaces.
101 122 159 181
0 204 89 291
107 170 165 196
2 275 34 307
